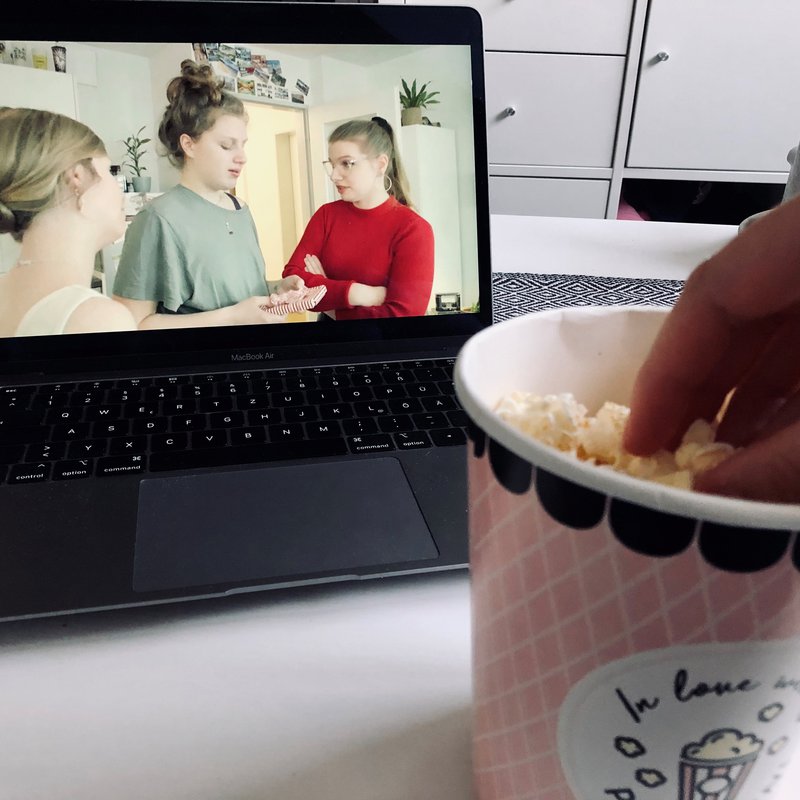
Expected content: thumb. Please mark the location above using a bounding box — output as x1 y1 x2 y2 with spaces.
695 419 800 503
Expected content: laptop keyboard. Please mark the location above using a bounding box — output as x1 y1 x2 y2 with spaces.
0 358 468 485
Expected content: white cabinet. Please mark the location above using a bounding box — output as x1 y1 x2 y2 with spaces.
489 177 609 219
486 53 624 168
627 0 800 173
396 0 634 54
388 0 796 220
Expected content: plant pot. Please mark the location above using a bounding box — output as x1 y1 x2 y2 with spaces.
131 176 151 193
401 107 423 126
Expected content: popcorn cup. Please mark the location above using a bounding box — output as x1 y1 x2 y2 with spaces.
454 306 800 800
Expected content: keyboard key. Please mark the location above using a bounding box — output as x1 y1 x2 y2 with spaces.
412 412 448 430
151 433 189 452
246 409 282 425
353 401 387 417
197 397 235 413
268 423 304 442
429 428 467 447
340 387 374 402
378 415 414 433
388 398 422 414
109 436 148 455
191 430 229 448
393 431 432 450
180 384 214 398
97 455 146 476
305 421 342 439
269 392 305 408
25 442 65 462
318 403 353 421
306 388 341 404
230 427 267 446
84 404 122 421
421 395 458 412
285 376 317 390
94 420 130 437
317 374 350 388
53 459 93 480
45 407 83 424
162 399 197 415
347 434 395 454
149 439 347 472
68 439 108 458
209 411 245 428
284 406 318 423
406 382 439 397
132 418 168 435
342 418 378 436
372 385 407 400
124 402 159 418
8 462 50 484
171 414 207 432
349 371 383 386
51 423 91 441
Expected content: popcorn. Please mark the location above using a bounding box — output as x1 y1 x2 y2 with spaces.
495 392 737 489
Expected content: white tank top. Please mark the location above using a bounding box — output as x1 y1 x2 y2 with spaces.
15 285 101 336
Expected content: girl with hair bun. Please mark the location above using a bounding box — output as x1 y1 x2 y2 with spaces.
113 59 304 328
0 107 135 337
282 116 434 320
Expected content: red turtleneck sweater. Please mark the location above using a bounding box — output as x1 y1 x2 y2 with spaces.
283 197 434 319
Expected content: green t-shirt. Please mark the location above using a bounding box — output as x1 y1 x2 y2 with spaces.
113 184 269 314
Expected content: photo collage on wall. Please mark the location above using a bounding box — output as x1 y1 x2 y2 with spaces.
192 43 310 104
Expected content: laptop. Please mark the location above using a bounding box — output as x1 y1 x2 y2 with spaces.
0 0 492 621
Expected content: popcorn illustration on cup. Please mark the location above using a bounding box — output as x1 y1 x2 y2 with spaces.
679 728 763 800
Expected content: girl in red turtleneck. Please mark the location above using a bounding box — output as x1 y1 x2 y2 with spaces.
283 117 434 320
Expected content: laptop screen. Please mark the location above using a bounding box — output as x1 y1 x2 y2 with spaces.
0 1 491 377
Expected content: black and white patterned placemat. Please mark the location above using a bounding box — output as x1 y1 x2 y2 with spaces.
490 273 685 322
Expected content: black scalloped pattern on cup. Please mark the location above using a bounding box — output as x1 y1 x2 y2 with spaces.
698 523 792 573
535 469 606 530
488 439 532 495
471 428 800 574
466 418 486 459
609 499 696 557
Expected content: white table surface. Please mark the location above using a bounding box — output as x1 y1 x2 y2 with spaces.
1 216 763 800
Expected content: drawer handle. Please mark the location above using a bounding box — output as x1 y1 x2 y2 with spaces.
502 106 516 118
654 50 670 62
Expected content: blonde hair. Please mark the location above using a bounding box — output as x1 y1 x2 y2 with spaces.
0 107 105 242
159 59 246 168
329 117 414 208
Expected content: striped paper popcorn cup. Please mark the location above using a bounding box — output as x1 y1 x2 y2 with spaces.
454 306 800 800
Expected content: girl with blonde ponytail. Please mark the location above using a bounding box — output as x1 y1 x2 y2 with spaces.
283 115 434 320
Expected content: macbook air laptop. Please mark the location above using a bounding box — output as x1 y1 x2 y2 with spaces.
0 0 492 621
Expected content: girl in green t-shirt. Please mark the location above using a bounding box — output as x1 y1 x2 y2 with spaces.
113 59 304 329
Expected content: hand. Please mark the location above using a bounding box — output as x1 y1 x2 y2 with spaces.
304 254 326 277
623 195 800 502
348 282 386 307
230 296 287 325
278 274 305 293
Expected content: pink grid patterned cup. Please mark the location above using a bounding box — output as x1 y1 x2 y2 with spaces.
454 307 800 800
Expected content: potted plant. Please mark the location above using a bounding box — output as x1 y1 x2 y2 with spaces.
399 78 440 126
123 126 151 193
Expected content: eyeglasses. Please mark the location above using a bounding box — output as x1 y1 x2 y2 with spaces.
322 157 370 177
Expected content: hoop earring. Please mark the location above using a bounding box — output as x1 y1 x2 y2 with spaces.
383 174 393 193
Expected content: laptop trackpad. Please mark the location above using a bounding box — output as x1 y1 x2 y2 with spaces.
132 457 439 593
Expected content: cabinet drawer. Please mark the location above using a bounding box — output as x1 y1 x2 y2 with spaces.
486 53 624 168
490 176 609 218
628 0 800 172
401 0 633 55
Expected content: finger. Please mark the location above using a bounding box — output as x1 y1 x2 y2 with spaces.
625 197 800 455
716 313 800 445
694 417 800 503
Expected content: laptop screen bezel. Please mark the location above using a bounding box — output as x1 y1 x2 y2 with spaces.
0 0 492 378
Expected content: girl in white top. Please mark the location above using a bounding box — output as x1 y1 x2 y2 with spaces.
0 107 135 337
